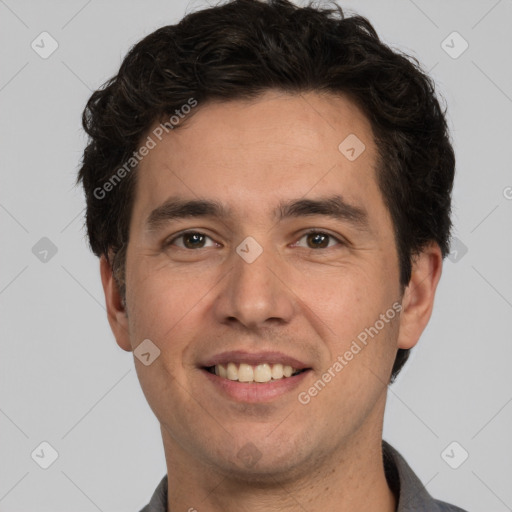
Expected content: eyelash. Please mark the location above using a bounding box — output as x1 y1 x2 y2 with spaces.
164 228 345 250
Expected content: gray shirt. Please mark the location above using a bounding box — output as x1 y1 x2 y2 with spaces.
139 441 467 511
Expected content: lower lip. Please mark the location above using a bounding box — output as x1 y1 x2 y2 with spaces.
201 369 311 403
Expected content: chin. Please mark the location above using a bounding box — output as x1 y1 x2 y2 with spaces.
205 436 318 484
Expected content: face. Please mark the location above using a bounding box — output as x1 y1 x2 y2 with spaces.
102 91 439 481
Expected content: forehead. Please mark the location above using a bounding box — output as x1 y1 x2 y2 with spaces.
132 91 387 229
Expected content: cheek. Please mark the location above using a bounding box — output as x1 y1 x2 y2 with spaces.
291 262 400 385
290 263 387 337
125 267 207 422
125 259 219 344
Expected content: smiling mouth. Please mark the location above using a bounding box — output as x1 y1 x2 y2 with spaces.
204 363 309 383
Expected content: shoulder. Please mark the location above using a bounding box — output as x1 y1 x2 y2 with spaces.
138 474 168 512
383 441 468 512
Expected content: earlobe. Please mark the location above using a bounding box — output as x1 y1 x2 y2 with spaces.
99 255 132 352
396 242 443 350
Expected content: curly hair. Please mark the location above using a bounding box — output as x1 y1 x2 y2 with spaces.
77 0 455 382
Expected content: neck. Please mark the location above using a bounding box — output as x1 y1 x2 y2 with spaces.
161 425 396 512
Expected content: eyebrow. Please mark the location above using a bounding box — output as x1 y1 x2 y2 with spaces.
145 194 370 232
276 195 369 229
146 196 229 231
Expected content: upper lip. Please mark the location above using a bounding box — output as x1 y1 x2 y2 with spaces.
201 350 310 370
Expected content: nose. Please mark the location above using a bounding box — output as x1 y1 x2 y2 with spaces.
212 238 295 329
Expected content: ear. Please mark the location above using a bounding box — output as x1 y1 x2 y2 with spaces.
99 255 132 352
396 242 443 350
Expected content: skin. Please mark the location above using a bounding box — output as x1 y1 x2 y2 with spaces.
100 91 442 512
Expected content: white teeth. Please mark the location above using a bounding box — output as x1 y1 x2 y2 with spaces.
217 364 227 378
271 363 284 379
254 363 272 383
226 362 238 381
238 363 254 382
212 363 301 383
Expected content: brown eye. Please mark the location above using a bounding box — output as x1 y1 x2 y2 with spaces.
294 230 343 249
182 233 206 248
167 231 216 249
306 232 329 248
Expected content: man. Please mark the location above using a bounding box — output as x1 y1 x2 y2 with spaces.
78 0 467 510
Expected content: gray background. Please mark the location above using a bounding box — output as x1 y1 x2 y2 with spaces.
1 0 511 510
